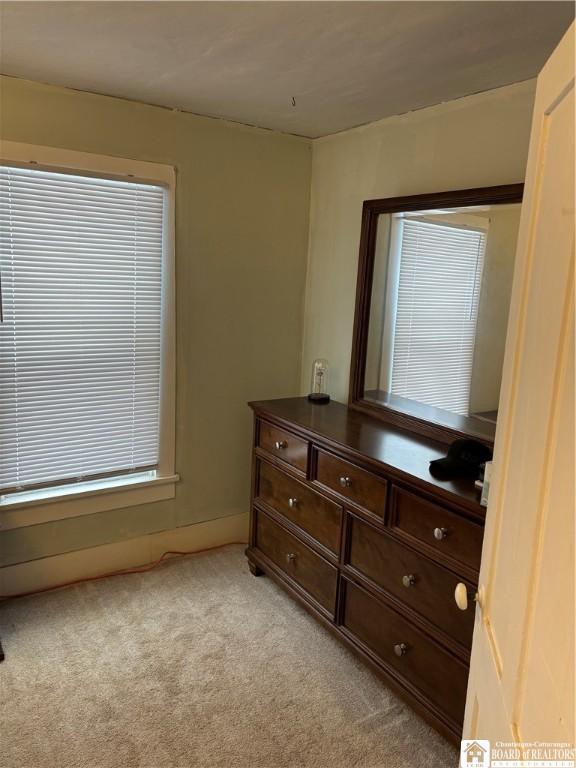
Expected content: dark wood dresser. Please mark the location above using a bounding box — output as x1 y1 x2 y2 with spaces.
246 397 485 743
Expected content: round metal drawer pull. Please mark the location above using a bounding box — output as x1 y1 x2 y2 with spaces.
339 476 352 488
286 553 296 564
433 527 448 540
288 497 298 509
394 643 408 657
402 574 416 588
274 440 287 450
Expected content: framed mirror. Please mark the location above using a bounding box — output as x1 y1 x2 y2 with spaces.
349 185 524 444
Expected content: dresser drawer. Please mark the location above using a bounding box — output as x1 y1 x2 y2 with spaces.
390 487 483 572
348 515 474 650
258 421 309 472
255 510 338 615
315 450 387 519
342 578 468 728
257 460 342 554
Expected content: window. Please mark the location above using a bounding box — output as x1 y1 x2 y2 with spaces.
384 217 486 415
0 143 176 522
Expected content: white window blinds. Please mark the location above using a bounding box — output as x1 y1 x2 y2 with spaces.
0 165 165 493
390 218 486 415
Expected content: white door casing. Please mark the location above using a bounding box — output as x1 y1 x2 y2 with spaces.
463 22 575 749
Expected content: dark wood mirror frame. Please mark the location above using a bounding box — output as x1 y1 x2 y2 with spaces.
348 184 525 445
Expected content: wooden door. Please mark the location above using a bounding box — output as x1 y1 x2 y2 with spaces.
463 22 575 753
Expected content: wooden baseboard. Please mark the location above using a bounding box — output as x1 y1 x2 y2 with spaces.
0 512 249 598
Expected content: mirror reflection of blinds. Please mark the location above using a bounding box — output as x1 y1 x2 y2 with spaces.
390 219 486 416
0 165 165 493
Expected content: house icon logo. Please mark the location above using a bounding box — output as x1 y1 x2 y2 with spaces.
460 740 490 767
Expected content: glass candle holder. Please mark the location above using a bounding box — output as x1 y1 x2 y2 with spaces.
308 358 330 404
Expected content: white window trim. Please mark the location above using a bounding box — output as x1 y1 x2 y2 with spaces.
0 141 178 529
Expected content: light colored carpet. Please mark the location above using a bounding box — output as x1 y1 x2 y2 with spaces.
0 545 458 768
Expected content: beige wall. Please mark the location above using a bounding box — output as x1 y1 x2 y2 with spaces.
301 80 536 402
470 206 521 414
364 214 391 391
0 76 311 568
0 76 537 571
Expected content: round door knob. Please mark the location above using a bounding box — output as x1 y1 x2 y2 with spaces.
339 476 352 488
433 527 448 540
288 497 298 508
455 583 478 611
286 553 296 564
454 583 468 610
402 574 416 588
274 440 287 450
394 643 408 657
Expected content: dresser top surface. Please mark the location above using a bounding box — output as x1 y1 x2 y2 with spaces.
249 397 484 511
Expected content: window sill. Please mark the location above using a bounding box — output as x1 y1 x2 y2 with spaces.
0 471 179 531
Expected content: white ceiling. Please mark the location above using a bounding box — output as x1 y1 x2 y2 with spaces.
0 2 573 138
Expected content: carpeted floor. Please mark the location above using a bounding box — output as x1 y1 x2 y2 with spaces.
0 545 458 768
